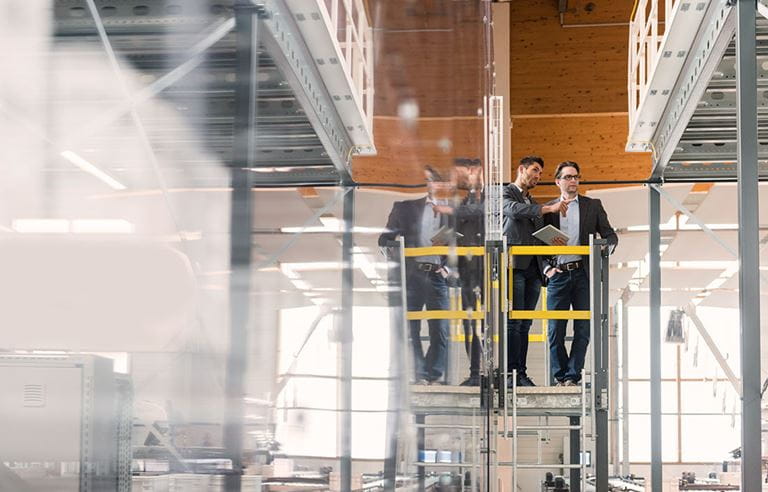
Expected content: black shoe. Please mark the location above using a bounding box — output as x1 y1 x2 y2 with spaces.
517 374 536 387
459 376 480 387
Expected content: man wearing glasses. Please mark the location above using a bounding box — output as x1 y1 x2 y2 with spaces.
543 161 618 386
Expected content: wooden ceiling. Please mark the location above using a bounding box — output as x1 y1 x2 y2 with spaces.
352 0 653 194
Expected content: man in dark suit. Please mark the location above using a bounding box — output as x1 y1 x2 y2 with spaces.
444 157 484 387
379 168 449 384
543 161 618 386
503 156 568 387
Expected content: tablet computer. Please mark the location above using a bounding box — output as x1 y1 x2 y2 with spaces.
532 224 570 245
431 225 463 245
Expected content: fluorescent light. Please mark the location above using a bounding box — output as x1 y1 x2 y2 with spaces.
319 216 341 229
12 218 134 234
279 224 388 234
290 279 312 290
12 219 69 233
71 219 134 234
60 150 127 190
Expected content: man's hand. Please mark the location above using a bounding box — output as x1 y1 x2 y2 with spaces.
545 267 562 279
432 204 454 215
551 236 566 246
542 199 572 217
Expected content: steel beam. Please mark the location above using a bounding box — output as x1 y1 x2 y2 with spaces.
684 304 742 397
340 186 355 491
650 0 735 178
223 3 259 490
259 0 355 184
609 277 620 478
383 238 407 491
648 185 662 492
590 237 608 491
569 416 580 492
736 0 762 489
620 296 630 477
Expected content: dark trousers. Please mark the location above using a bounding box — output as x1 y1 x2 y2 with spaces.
506 261 542 374
406 269 449 381
460 282 482 378
547 268 590 382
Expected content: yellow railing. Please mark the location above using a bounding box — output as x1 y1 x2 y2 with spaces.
401 244 594 342
508 245 591 323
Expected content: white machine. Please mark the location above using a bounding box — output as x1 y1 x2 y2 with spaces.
0 354 131 491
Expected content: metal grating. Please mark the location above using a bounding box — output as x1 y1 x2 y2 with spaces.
52 0 366 186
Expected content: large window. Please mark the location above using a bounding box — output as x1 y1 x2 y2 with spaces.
624 306 741 463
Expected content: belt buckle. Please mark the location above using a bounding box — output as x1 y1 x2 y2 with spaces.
420 263 434 272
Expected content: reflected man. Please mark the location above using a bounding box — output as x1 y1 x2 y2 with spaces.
378 167 449 384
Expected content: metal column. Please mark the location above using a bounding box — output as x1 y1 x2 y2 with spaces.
620 297 630 477
648 185 662 492
590 237 608 490
224 2 259 489
383 239 407 491
609 303 620 477
340 187 355 492
569 416 581 492
736 0 762 489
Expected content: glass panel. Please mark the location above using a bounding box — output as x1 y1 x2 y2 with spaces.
627 381 678 414
627 306 678 379
627 415 678 462
680 416 740 462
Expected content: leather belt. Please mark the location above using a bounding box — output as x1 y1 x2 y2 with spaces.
416 262 441 272
558 260 583 271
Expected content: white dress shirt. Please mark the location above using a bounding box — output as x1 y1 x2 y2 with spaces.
557 195 581 265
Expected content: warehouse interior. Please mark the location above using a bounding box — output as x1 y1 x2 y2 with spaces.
1 0 767 491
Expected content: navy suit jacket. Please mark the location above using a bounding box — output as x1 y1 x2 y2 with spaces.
543 194 618 268
378 197 448 268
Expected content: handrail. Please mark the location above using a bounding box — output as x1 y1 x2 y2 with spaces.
627 0 680 133
316 0 374 136
403 246 485 257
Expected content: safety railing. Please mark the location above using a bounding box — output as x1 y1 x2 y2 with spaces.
508 245 591 321
628 0 679 132
317 0 374 139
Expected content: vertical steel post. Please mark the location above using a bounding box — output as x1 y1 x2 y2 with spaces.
340 187 355 491
224 2 259 490
416 414 426 491
736 0 762 489
610 302 620 477
383 239 406 491
620 297 630 477
649 185 662 492
590 237 608 490
569 416 580 492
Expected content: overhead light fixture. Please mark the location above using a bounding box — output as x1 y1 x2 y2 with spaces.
60 150 127 190
71 219 134 234
11 218 134 234
12 218 69 233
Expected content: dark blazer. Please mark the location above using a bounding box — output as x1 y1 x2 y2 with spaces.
378 197 448 263
543 194 618 267
502 184 547 276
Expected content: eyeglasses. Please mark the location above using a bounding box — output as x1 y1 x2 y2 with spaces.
558 174 581 181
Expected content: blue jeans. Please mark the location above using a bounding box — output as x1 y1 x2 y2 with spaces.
547 268 590 382
506 261 542 374
407 269 449 381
